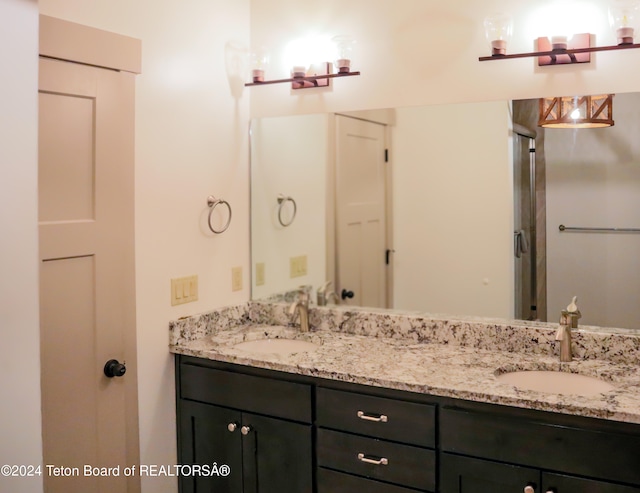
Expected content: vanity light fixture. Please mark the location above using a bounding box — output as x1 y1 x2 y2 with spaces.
245 34 360 89
538 94 614 128
480 2 640 64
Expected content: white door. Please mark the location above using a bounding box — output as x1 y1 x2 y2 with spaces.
335 116 388 308
38 53 139 492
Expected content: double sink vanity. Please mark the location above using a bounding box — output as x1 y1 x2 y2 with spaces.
170 301 640 493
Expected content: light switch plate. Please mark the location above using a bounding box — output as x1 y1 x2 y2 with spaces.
171 275 198 306
232 266 243 291
289 255 308 278
255 262 265 286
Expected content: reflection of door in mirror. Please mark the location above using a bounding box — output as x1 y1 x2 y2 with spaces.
335 116 389 308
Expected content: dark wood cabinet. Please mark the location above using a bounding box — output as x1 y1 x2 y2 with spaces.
440 454 539 493
440 405 640 493
176 355 640 493
316 387 437 492
179 400 243 493
177 359 313 493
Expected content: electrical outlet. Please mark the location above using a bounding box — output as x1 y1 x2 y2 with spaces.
255 262 265 286
289 255 308 278
231 266 243 291
171 275 198 306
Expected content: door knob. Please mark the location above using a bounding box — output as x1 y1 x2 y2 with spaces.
103 359 126 378
341 289 355 300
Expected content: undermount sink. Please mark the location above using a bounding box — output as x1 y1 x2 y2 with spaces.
495 370 615 396
232 338 319 355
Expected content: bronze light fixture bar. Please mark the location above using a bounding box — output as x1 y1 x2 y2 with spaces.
244 71 360 88
479 38 640 63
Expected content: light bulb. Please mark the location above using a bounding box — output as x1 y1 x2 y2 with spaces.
250 47 270 83
609 0 640 44
570 108 582 119
332 35 355 73
484 13 513 56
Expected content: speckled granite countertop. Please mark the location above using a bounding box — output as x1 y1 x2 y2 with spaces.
169 302 640 424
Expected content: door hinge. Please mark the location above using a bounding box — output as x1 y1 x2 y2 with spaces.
384 149 389 162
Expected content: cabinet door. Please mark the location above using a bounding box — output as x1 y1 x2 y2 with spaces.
543 473 640 493
179 400 243 493
441 453 540 493
241 412 312 493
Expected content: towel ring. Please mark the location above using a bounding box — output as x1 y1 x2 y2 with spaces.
277 194 297 227
207 195 232 234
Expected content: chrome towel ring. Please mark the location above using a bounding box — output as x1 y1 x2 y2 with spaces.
207 195 232 234
277 194 297 227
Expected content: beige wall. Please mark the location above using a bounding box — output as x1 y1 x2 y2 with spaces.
251 114 328 300
38 1 250 492
392 102 514 318
0 1 42 493
249 0 640 118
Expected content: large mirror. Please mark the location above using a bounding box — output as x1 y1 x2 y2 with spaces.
250 93 640 332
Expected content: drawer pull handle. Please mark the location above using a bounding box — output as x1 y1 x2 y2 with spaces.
357 453 388 466
357 410 388 423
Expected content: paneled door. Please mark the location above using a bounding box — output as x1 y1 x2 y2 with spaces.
335 115 388 308
38 18 140 493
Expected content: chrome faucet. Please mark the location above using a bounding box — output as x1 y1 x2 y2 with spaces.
317 281 339 306
289 289 310 332
555 296 581 362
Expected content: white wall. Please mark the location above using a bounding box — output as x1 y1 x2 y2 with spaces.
251 115 327 300
38 1 250 492
249 0 640 118
546 92 640 329
392 102 514 318
0 2 42 493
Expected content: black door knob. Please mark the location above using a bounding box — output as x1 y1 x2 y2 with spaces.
341 289 355 300
104 359 126 378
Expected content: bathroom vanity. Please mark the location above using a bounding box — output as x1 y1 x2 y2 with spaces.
171 302 640 493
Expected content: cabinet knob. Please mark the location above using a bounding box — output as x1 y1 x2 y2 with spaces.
524 486 535 493
227 423 238 432
241 425 252 435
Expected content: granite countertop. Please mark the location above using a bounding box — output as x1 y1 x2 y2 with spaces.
169 302 640 424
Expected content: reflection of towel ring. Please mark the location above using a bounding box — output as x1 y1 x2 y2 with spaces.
277 194 297 227
207 195 232 234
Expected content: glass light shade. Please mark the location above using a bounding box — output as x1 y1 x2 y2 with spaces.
250 47 270 82
609 0 640 44
484 14 513 56
332 35 355 73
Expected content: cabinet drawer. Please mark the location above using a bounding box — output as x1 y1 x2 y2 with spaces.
317 387 435 447
543 473 640 493
180 364 312 423
318 467 428 493
441 407 640 486
317 428 436 491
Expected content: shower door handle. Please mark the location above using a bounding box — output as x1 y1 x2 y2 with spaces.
514 230 529 258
